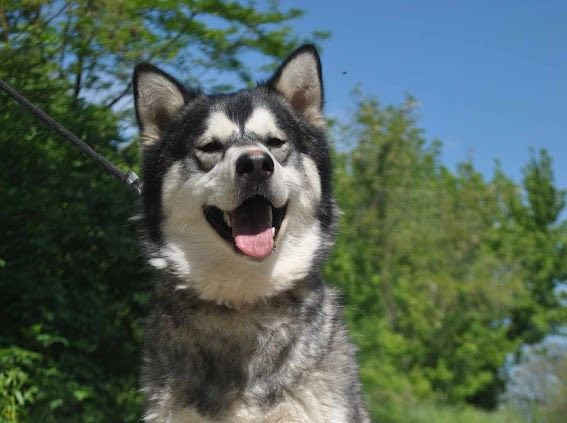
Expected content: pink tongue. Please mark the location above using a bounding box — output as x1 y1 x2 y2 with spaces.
231 196 274 259
234 228 274 259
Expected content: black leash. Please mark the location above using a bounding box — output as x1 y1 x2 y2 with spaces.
0 79 143 195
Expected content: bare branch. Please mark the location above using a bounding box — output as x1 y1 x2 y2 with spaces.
73 54 83 100
105 82 132 109
44 1 69 26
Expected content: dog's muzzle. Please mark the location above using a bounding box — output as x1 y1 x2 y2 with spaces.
203 150 287 260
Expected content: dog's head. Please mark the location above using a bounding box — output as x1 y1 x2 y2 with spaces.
134 45 337 306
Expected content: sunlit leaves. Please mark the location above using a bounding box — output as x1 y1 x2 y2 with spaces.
327 95 567 411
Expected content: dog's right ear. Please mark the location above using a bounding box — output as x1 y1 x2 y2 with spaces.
133 64 189 146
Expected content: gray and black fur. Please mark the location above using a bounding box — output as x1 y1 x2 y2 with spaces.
134 45 370 422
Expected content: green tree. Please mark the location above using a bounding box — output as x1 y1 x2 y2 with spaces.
1 0 327 103
505 149 567 343
1 1 321 420
327 95 566 418
1 48 147 421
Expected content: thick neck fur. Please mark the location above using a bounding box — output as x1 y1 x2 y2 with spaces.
142 273 346 416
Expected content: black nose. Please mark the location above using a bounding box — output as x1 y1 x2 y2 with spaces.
235 151 274 182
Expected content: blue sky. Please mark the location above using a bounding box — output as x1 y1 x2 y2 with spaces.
277 0 567 188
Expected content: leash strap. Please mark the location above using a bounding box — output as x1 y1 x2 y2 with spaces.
0 79 143 195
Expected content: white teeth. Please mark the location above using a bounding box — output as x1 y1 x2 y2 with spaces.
223 211 232 227
268 207 273 224
271 227 276 237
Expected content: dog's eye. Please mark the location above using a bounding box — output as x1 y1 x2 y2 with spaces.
198 140 223 153
266 137 286 148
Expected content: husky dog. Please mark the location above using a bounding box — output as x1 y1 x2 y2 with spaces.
133 45 370 422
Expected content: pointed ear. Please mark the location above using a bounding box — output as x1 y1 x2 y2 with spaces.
133 64 189 145
266 44 324 127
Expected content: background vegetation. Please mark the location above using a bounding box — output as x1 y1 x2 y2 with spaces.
1 1 565 422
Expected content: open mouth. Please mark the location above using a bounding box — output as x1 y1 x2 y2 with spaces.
204 195 287 260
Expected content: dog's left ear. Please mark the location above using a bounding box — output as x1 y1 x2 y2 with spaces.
266 44 324 127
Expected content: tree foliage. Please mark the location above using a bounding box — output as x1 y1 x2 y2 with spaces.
326 96 567 420
1 0 327 107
